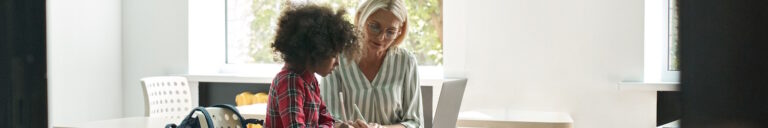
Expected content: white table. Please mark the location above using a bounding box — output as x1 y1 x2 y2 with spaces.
53 114 263 128
52 117 178 128
185 74 446 128
457 109 573 128
53 105 265 128
237 103 267 119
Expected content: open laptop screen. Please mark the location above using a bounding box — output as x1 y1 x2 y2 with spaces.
433 78 468 128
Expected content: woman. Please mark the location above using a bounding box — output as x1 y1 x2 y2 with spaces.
320 0 423 128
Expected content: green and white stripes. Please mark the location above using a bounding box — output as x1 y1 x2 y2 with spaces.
320 47 423 128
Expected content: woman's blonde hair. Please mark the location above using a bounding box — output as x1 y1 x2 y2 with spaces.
355 0 409 48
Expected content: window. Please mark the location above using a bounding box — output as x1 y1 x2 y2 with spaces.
667 0 679 71
644 0 679 82
225 0 443 66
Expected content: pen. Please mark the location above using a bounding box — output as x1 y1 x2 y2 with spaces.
353 103 366 122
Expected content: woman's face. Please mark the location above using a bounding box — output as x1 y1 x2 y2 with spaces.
313 56 339 77
363 9 403 53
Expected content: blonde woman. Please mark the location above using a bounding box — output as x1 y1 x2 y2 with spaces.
320 0 423 128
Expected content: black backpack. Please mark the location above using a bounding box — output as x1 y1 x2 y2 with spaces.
165 104 263 128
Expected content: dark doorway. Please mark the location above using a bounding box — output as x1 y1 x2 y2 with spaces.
679 0 768 127
0 0 49 127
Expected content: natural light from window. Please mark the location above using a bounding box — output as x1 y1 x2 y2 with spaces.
225 0 443 66
644 0 679 82
667 0 679 71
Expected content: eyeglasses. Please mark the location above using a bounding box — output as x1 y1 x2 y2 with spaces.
366 21 400 41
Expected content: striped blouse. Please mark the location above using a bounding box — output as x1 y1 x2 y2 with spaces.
320 47 423 128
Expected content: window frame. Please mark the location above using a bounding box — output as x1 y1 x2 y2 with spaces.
190 0 445 79
662 0 679 82
644 0 679 82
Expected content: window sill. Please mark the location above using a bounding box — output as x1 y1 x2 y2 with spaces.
182 74 274 84
617 82 679 91
181 73 446 87
203 64 445 86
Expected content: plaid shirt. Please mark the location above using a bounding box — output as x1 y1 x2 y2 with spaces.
265 68 335 128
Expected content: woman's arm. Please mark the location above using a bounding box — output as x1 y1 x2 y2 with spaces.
352 120 405 128
381 124 407 128
398 55 424 128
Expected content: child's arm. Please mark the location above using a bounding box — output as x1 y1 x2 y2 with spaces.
275 76 307 127
318 98 336 128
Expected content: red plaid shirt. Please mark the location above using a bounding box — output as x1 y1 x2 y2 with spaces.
265 68 335 128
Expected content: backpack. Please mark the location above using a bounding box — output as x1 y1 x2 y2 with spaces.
165 104 263 128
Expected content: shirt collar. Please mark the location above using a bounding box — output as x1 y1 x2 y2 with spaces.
281 64 316 82
300 70 316 82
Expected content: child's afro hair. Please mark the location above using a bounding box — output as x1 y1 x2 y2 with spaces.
272 4 362 71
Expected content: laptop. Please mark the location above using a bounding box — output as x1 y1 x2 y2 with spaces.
432 78 468 128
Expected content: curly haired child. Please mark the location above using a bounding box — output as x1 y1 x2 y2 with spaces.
264 4 361 128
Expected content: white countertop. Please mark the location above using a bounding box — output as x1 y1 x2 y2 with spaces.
618 82 680 91
457 109 573 128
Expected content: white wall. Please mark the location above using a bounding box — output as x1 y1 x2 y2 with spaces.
49 0 654 127
445 0 655 128
121 0 189 117
47 0 123 124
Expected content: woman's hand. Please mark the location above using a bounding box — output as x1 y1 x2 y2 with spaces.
349 120 368 128
365 123 383 128
349 119 388 128
334 121 357 128
349 119 371 128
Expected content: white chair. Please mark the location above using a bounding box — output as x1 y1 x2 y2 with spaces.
141 76 194 120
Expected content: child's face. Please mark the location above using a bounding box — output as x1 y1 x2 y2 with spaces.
314 56 339 77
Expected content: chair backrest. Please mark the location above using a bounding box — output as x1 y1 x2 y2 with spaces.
194 107 246 128
141 76 193 120
433 78 468 128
